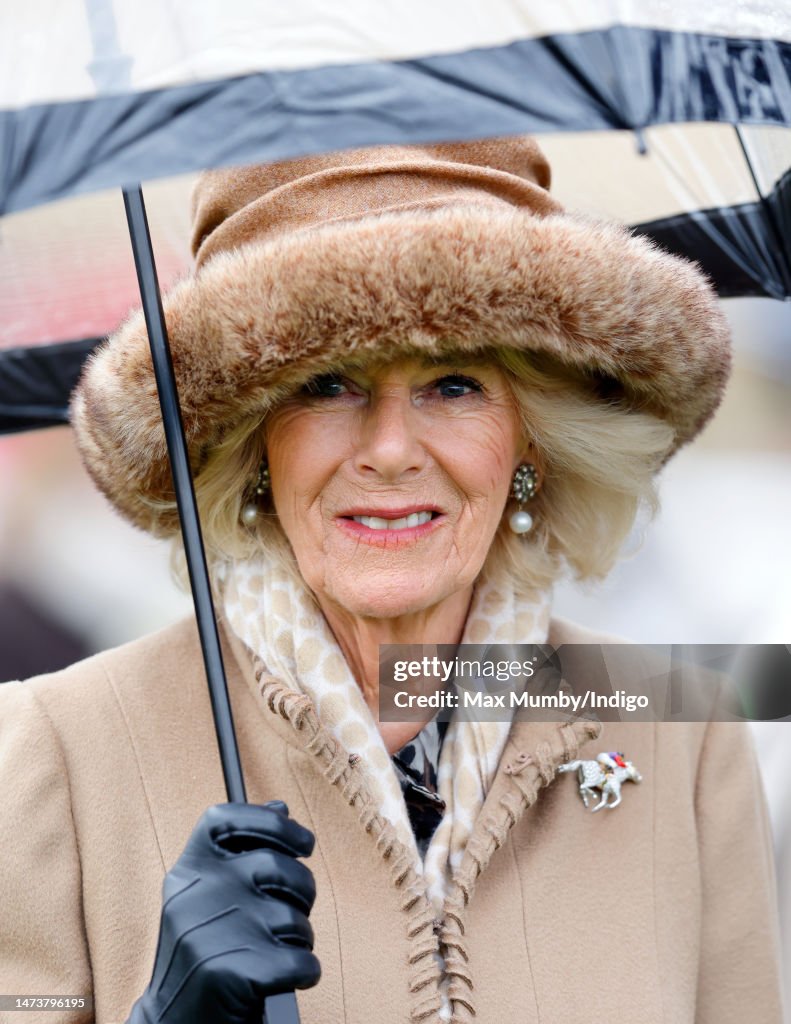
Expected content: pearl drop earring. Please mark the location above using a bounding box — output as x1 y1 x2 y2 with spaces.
509 463 538 535
240 459 271 527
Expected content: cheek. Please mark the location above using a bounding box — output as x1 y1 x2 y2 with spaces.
441 414 521 499
265 409 351 520
265 412 315 517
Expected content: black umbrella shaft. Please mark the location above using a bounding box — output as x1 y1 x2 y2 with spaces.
122 185 247 804
123 187 301 1024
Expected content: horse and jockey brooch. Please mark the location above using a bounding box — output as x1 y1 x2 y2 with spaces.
558 751 642 811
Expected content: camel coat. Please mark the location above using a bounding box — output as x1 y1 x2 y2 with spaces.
0 616 784 1024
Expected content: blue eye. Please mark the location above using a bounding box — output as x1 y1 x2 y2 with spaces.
303 374 347 397
434 374 483 398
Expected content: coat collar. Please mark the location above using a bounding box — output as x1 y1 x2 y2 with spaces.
222 616 602 1023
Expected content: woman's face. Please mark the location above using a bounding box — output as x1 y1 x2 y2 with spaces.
264 356 531 619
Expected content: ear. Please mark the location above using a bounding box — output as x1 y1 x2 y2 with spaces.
514 440 544 490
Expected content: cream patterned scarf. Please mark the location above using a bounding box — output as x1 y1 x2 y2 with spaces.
221 555 550 914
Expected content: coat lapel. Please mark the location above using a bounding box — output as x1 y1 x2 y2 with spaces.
222 617 603 1024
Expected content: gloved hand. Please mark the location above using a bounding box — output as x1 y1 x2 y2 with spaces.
126 801 320 1024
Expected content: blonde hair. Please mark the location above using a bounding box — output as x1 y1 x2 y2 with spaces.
489 348 674 595
174 347 676 594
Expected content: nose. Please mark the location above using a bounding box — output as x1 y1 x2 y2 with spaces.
352 388 427 481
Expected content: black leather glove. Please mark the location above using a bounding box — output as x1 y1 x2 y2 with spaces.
126 801 320 1024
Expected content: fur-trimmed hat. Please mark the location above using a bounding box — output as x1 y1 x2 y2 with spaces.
71 136 731 536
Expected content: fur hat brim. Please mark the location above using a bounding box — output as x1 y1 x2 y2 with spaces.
71 204 731 535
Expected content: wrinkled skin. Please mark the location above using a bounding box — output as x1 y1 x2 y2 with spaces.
264 356 540 732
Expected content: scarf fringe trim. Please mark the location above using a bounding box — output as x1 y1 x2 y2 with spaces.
257 664 601 1024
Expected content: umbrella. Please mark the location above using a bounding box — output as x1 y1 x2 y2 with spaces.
2 4 791 1018
2 6 790 425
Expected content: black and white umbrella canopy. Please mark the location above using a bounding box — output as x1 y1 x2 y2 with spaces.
3 1 791 214
2 1 791 432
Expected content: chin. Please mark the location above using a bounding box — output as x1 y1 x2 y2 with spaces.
327 578 451 621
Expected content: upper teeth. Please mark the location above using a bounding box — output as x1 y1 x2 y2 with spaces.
351 511 434 531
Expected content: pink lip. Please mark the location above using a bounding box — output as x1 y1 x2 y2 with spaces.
335 507 444 547
336 505 442 519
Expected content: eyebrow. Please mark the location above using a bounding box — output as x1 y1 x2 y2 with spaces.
418 353 456 368
399 352 484 369
321 351 485 376
417 354 488 371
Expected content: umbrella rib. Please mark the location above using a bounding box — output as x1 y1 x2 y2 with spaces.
734 125 791 296
403 44 611 125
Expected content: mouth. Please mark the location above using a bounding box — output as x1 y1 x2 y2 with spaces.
335 506 443 543
349 510 437 531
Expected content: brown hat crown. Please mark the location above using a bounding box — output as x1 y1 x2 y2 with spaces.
191 136 560 267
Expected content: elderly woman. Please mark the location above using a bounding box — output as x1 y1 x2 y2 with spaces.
0 138 783 1024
